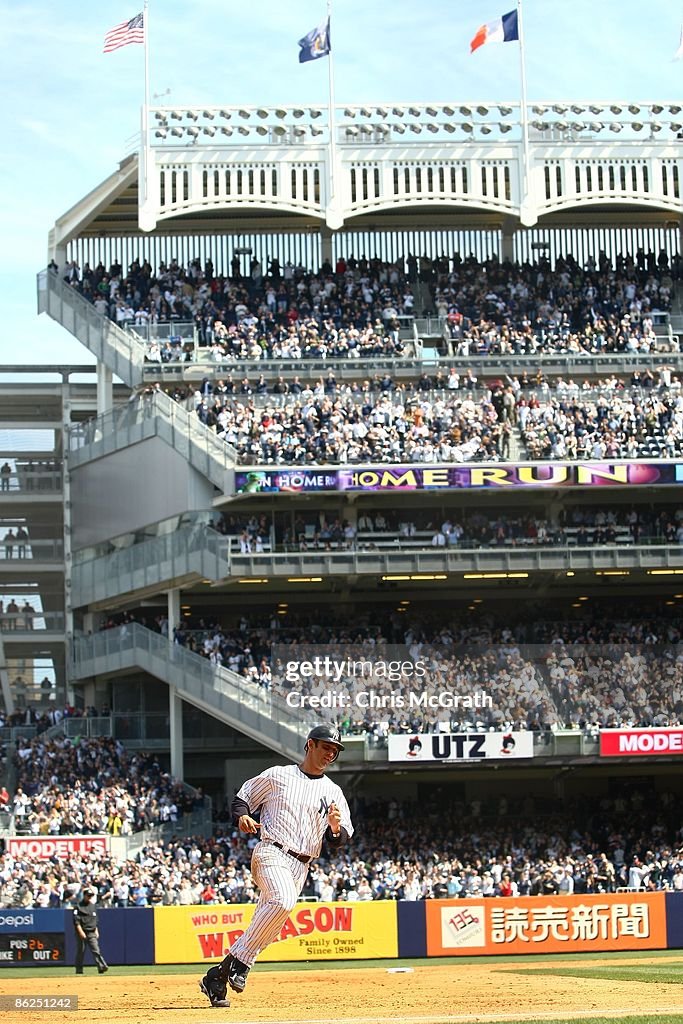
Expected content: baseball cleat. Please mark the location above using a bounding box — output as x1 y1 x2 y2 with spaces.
199 966 231 1008
227 956 250 993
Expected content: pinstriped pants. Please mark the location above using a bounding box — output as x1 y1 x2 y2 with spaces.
229 842 309 967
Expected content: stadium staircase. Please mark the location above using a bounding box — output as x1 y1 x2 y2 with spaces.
71 622 316 762
38 269 236 492
67 389 236 494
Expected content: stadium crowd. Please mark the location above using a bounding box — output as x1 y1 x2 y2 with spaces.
93 607 683 734
9 735 200 836
58 248 679 365
166 373 683 464
2 787 682 907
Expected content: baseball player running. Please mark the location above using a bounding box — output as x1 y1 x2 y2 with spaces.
200 725 353 1007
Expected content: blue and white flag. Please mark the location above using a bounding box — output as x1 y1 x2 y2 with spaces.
298 17 331 63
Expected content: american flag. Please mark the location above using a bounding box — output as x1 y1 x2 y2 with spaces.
103 12 145 53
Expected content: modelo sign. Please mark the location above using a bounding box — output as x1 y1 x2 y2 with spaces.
600 728 683 757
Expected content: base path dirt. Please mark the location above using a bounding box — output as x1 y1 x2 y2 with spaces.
5 958 683 1024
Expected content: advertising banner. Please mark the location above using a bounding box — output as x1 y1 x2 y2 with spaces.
154 901 398 964
388 731 534 762
0 910 67 968
600 728 683 757
7 836 110 860
236 461 682 495
425 893 667 956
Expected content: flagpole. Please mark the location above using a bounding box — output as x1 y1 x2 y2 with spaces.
327 0 337 206
516 0 530 196
142 0 151 202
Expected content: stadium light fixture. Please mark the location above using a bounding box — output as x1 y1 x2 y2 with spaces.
170 127 183 137
360 107 373 117
219 110 232 119
671 122 683 132
552 104 568 114
628 104 640 114
155 128 168 139
425 106 438 116
589 105 602 115
310 108 323 118
220 126 233 136
256 108 269 118
443 123 457 133
185 110 199 121
237 125 250 135
393 124 406 134
498 105 513 115
154 111 167 121
203 126 217 137
571 105 585 114
408 107 421 117
275 108 287 118
632 122 644 130
570 122 584 132
238 109 251 119
409 124 422 133
360 124 373 134
345 126 359 137
610 105 623 114
292 126 306 136
426 123 439 133
272 125 287 136
476 105 489 116
392 107 405 116
532 105 547 115
651 104 664 114
531 120 548 130
186 126 200 138
555 121 568 130
376 107 388 117
292 108 305 118
442 105 456 116
609 122 622 132
310 126 324 136
170 110 183 120
499 122 512 132
343 108 356 118
202 110 215 119
480 124 492 134
670 105 682 114
460 106 472 116
461 122 474 133
255 125 268 135
650 122 663 132
588 121 602 132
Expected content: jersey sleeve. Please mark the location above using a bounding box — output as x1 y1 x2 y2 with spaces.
236 768 274 813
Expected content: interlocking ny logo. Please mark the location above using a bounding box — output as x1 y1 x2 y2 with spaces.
318 797 331 816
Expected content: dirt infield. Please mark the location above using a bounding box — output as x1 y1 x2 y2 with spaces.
4 957 683 1024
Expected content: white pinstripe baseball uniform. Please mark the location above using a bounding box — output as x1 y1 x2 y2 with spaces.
228 764 353 967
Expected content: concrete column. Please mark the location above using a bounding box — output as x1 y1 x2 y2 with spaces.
169 685 184 781
320 226 334 268
501 226 515 263
96 362 113 416
167 588 183 779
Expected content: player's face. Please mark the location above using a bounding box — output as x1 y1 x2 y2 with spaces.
311 740 339 769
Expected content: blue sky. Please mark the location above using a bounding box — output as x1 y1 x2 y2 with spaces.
1 0 682 367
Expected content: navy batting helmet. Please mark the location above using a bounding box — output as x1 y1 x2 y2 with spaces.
306 725 345 761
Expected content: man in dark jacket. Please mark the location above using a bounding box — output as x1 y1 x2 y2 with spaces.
73 888 109 975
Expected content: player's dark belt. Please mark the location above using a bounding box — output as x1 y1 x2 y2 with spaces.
270 841 311 864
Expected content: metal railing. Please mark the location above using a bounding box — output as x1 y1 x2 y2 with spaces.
66 389 236 492
37 269 145 388
71 622 317 761
0 611 65 634
0 539 65 562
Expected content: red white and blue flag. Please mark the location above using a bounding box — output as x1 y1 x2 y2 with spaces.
470 9 519 53
103 12 145 53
